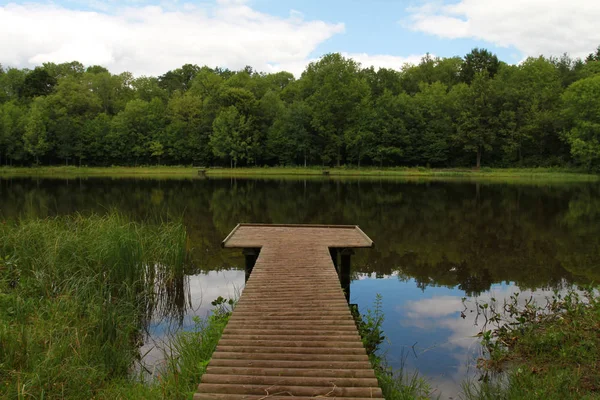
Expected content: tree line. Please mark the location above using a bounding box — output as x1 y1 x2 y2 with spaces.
1 47 600 169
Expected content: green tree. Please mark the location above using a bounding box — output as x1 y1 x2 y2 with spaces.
159 64 201 94
460 48 500 84
43 61 85 80
0 68 27 102
0 101 27 164
210 106 253 167
267 101 313 166
4 50 600 168
410 82 454 165
45 75 102 165
371 90 406 167
189 67 223 99
400 54 463 94
301 53 369 165
262 71 295 92
21 67 57 99
132 76 168 103
255 90 284 163
86 65 109 74
562 75 600 170
362 67 403 97
148 140 164 165
585 45 600 63
550 53 585 88
345 95 376 167
90 72 134 115
495 58 564 165
166 92 206 164
82 113 111 165
23 97 50 164
452 74 498 168
109 99 165 165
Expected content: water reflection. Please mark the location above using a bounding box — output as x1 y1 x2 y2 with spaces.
1 176 599 398
140 270 245 373
352 275 579 398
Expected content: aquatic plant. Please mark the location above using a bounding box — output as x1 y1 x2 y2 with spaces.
463 287 600 399
0 212 193 399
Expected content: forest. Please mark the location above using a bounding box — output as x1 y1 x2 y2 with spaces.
1 47 600 169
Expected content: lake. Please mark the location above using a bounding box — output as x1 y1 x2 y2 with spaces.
1 176 598 398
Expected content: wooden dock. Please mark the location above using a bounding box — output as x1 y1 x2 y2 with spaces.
194 224 382 400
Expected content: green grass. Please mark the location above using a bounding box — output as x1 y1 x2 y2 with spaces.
464 289 600 399
0 212 230 399
1 165 598 182
97 301 232 400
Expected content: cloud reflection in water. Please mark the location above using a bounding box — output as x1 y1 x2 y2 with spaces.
352 274 567 399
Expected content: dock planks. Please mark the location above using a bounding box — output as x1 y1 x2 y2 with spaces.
195 224 382 400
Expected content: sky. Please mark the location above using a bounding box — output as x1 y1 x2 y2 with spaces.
1 0 600 77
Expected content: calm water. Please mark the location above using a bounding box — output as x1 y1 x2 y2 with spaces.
1 176 599 398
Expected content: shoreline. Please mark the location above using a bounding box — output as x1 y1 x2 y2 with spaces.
1 166 598 181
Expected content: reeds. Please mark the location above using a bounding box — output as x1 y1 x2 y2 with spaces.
0 212 195 399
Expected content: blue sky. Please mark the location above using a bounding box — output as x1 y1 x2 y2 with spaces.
250 0 518 62
1 0 598 76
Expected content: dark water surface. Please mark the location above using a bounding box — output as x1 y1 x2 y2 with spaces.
1 176 599 398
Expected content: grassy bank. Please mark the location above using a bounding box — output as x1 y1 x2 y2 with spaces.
0 212 230 399
465 288 600 399
1 165 598 181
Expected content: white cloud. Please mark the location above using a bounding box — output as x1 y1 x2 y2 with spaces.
403 295 464 319
342 52 424 70
0 1 345 76
400 284 574 351
406 0 600 59
267 52 425 77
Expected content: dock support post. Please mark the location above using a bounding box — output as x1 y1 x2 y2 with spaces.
243 248 260 282
329 248 339 271
340 248 354 302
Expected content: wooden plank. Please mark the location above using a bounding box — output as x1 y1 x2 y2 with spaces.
220 223 241 248
196 224 381 399
221 224 374 249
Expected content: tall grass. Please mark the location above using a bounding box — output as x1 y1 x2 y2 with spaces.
97 299 232 400
0 212 199 399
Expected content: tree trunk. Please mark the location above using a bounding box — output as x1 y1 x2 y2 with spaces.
304 150 307 168
476 147 482 169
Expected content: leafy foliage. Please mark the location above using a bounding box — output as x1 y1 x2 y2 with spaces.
1 48 600 169
465 288 600 399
